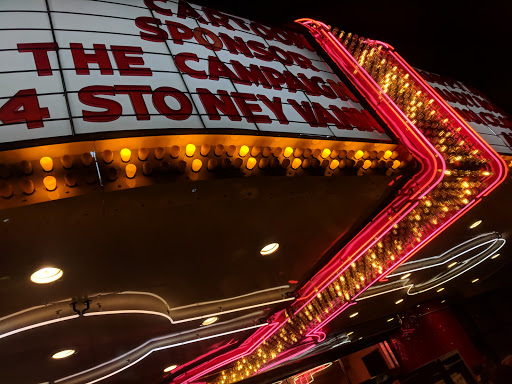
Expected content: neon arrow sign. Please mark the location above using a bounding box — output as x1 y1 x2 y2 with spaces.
168 19 507 384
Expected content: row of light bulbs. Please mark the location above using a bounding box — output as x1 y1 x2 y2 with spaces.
0 143 405 199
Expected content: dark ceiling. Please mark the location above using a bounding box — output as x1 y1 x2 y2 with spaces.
0 171 399 384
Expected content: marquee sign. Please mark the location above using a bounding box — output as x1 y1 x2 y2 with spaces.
0 0 390 144
418 69 512 155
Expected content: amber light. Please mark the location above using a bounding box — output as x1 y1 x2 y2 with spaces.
239 145 249 157
120 148 131 162
125 164 137 178
43 176 57 191
260 243 279 255
30 267 63 284
40 156 53 172
400 273 411 280
186 144 196 157
52 349 75 359
202 317 219 326
395 299 404 304
469 220 482 229
164 364 178 373
349 312 358 318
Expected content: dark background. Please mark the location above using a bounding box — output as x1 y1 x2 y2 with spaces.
192 0 512 115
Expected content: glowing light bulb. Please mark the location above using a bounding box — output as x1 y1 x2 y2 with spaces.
321 148 331 159
349 312 359 318
192 159 202 172
164 365 178 373
202 316 218 326
354 150 364 159
120 148 131 162
125 164 136 178
329 159 340 170
31 267 63 284
283 147 293 158
186 144 196 157
239 145 249 157
469 220 482 229
395 299 404 304
40 157 53 172
52 349 75 359
260 243 279 255
291 158 302 170
246 158 257 170
43 176 57 191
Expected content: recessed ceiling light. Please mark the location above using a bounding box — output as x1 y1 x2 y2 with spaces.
437 287 445 292
447 262 457 268
491 254 500 259
400 273 411 280
201 316 218 326
52 349 75 359
346 331 354 336
469 220 482 229
30 267 63 284
472 278 479 283
395 299 404 304
164 364 178 373
260 243 279 255
387 318 394 322
349 312 358 318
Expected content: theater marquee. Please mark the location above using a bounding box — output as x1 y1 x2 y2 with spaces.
0 0 391 144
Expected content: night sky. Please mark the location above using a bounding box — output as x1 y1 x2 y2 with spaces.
192 0 512 115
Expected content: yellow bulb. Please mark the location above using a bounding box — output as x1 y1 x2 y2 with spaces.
31 267 63 284
354 150 364 159
239 145 249 157
125 164 136 178
283 147 293 158
164 365 178 373
52 349 75 359
392 160 400 169
260 243 279 255
288 158 300 169
192 159 202 172
43 176 57 191
186 144 196 157
120 148 131 162
40 157 53 172
362 160 372 170
246 157 257 170
383 150 392 159
329 159 339 170
202 316 218 326
321 148 331 158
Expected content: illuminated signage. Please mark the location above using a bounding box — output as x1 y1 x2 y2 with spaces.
418 69 512 155
0 0 390 144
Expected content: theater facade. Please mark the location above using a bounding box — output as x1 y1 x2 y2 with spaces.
1 1 511 384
